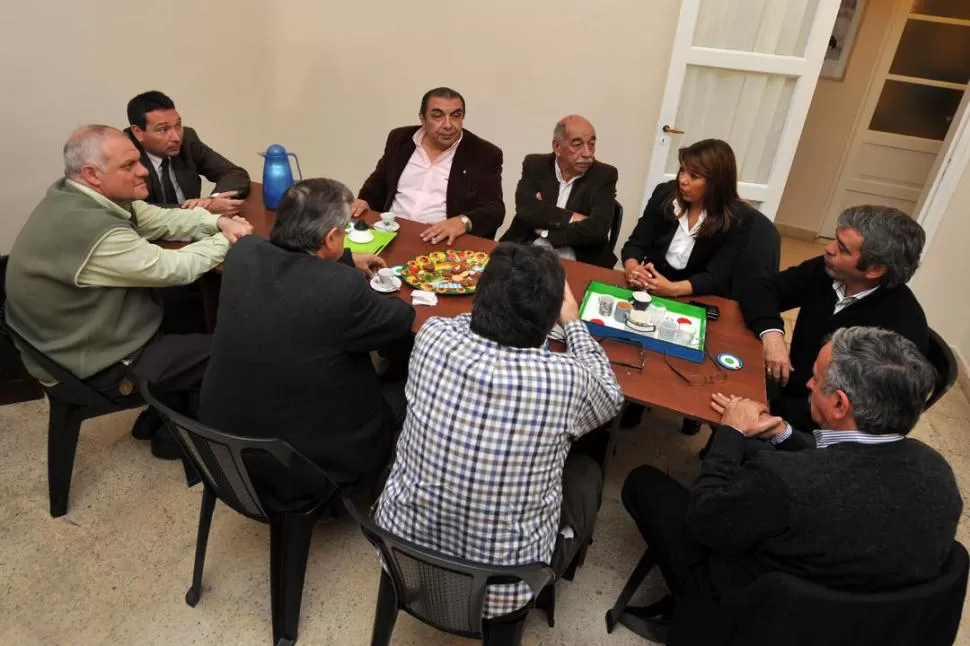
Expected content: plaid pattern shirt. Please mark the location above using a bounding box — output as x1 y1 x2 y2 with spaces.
374 314 624 618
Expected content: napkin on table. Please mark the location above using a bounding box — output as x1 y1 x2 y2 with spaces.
412 291 438 307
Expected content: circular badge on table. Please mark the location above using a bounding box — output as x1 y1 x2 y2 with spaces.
716 352 744 371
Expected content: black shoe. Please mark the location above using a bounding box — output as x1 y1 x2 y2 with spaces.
617 595 674 643
150 426 184 460
131 408 163 440
620 403 645 429
680 419 702 436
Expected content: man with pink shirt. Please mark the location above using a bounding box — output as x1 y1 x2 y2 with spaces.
351 87 505 242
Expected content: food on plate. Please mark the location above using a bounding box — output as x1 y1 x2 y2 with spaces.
402 249 490 294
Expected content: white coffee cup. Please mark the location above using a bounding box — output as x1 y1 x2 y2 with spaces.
377 267 397 288
676 321 694 345
380 212 396 227
348 228 373 244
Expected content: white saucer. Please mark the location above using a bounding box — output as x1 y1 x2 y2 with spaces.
370 275 402 293
374 221 400 232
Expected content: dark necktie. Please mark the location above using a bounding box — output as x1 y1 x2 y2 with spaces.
159 157 177 204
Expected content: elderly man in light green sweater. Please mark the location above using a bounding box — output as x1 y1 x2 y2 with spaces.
4 124 252 459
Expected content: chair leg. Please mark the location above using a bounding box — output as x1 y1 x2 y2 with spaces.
561 537 591 582
482 615 527 645
269 506 318 646
47 401 83 518
370 570 399 646
185 486 217 607
605 549 656 633
534 583 555 627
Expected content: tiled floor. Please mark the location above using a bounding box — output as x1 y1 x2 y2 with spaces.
2 238 967 646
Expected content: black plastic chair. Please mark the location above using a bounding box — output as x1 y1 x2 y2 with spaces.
344 500 556 646
607 542 969 646
609 200 624 252
0 255 145 517
141 381 342 646
926 328 957 410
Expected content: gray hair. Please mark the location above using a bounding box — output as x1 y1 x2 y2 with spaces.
269 178 352 254
824 326 935 436
553 120 566 143
837 205 925 288
63 124 120 178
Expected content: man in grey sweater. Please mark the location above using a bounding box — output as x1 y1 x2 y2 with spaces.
621 326 962 641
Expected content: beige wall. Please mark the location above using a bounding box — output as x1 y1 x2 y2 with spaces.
910 161 970 366
775 0 896 238
0 0 681 253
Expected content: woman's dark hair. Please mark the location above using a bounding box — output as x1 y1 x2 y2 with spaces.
670 138 741 237
470 243 565 348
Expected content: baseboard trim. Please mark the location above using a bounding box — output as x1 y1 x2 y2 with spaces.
776 223 819 242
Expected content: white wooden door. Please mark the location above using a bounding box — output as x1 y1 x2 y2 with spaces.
821 0 970 237
644 0 842 219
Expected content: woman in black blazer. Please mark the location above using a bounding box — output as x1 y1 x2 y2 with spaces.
620 139 755 432
621 139 754 298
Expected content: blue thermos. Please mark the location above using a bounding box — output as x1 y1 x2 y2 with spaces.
259 144 303 209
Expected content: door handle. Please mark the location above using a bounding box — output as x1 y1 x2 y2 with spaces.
662 124 685 135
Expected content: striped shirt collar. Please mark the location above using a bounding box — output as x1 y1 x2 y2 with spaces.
812 428 904 448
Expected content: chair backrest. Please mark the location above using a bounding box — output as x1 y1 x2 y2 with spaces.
140 382 342 521
707 542 969 646
344 501 555 638
925 328 957 410
609 200 624 252
0 255 118 409
729 208 781 300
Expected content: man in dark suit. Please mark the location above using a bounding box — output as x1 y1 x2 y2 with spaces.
622 327 962 642
501 115 619 268
351 87 504 243
124 90 250 215
199 178 415 503
741 205 928 432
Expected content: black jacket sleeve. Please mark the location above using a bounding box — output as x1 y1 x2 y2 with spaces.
512 156 572 231
741 256 826 336
186 128 251 198
546 166 619 249
461 143 505 236
620 182 672 264
686 207 753 296
357 131 395 210
339 275 416 353
687 426 792 553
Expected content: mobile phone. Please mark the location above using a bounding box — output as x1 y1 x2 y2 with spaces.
688 300 720 321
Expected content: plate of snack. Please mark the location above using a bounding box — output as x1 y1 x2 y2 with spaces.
399 249 490 294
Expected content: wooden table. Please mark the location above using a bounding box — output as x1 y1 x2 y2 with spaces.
232 184 766 424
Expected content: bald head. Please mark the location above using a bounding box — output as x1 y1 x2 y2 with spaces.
63 124 149 204
552 115 596 181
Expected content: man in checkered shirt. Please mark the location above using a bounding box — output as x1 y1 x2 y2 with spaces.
375 242 625 621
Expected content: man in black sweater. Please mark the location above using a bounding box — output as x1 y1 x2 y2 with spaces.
199 178 415 504
621 327 962 642
741 205 928 431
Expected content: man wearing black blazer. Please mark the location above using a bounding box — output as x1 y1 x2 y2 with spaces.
199 179 414 504
501 115 619 268
741 205 928 432
351 87 504 243
622 327 961 642
124 90 250 215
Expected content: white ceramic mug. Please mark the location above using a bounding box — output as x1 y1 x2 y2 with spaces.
380 212 396 227
377 267 397 288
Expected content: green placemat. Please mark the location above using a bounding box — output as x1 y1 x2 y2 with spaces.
344 227 396 254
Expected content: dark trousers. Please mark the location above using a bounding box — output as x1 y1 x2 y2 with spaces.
550 452 603 575
621 464 713 600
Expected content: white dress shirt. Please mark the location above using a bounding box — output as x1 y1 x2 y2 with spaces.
145 151 186 205
389 129 461 224
665 200 706 270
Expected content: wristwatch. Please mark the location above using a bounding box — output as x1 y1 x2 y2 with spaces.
539 229 549 239
458 215 472 233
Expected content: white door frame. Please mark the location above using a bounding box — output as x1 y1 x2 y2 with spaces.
643 0 842 220
915 90 970 255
